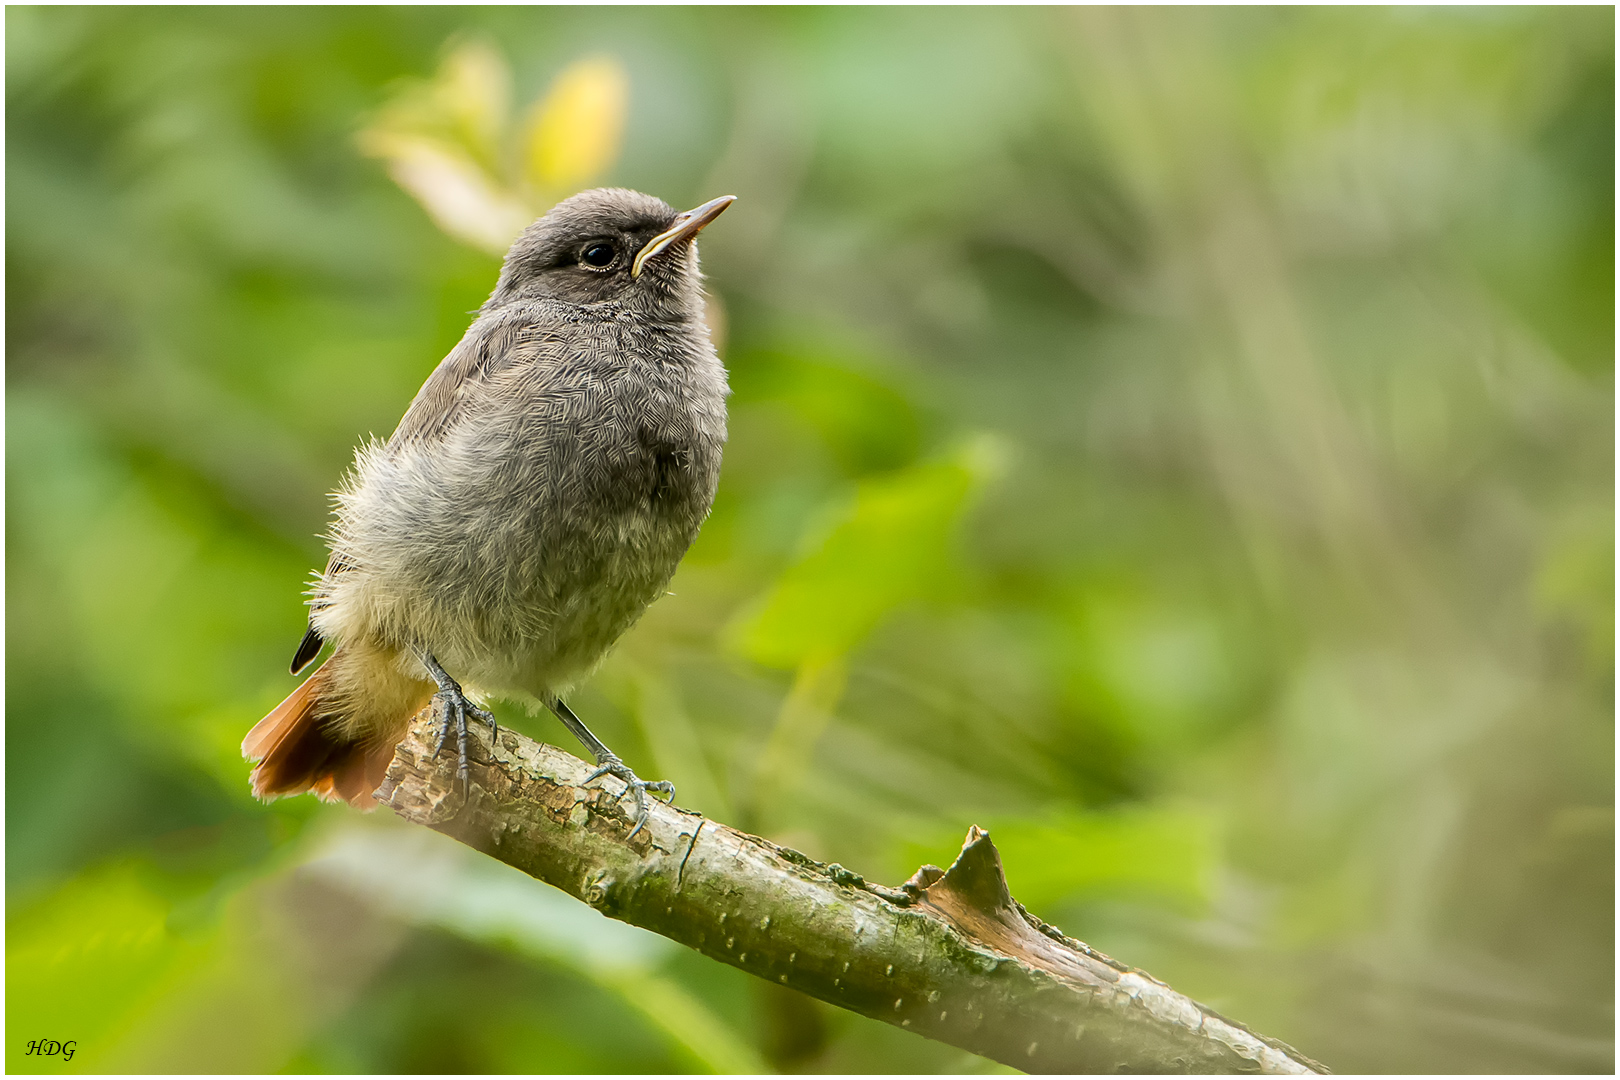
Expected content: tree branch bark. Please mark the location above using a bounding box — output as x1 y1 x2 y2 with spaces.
376 711 1327 1074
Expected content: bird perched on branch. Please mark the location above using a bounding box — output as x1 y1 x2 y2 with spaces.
243 188 734 832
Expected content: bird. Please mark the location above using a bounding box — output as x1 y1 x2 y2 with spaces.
242 188 735 833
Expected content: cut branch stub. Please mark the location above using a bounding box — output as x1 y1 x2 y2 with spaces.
916 825 1135 989
376 708 1326 1074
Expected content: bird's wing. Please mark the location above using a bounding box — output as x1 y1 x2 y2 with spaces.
291 311 547 671
289 306 569 672
389 306 560 449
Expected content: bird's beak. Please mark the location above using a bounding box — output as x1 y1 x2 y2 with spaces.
632 195 737 278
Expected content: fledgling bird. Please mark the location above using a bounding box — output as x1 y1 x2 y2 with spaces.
243 188 735 830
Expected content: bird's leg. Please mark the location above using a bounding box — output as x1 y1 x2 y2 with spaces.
547 697 675 838
419 651 497 794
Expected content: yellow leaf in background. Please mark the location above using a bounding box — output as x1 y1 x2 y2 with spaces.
360 40 511 167
361 45 632 250
360 131 530 255
356 40 523 253
433 39 511 165
523 56 629 194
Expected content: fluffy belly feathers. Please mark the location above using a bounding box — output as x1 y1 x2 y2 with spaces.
313 410 712 701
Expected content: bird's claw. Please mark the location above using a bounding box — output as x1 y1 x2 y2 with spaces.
429 684 497 795
584 754 676 838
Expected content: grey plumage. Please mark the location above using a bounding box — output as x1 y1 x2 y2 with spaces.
244 188 732 808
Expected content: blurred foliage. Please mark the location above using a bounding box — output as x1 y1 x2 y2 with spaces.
6 6 1612 1074
727 435 1004 670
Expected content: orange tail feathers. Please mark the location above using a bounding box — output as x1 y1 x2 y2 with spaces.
243 657 401 810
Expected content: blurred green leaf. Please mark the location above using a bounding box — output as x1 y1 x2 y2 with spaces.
1056 586 1253 753
6 865 212 1073
731 348 924 476
305 826 765 1074
1534 506 1615 674
726 435 1006 669
604 972 769 1074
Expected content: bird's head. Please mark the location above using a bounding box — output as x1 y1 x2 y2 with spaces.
486 188 734 316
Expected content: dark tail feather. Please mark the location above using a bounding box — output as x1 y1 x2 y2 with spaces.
290 625 323 675
244 657 387 809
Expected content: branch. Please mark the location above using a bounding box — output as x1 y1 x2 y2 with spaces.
376 711 1327 1074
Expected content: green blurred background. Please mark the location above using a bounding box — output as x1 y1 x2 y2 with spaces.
6 6 1613 1073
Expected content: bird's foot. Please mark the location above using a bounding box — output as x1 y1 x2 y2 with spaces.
584 754 675 839
428 678 496 795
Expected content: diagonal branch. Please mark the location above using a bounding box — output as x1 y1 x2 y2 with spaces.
376 710 1327 1074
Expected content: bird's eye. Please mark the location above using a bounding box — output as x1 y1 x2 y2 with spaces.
581 243 616 269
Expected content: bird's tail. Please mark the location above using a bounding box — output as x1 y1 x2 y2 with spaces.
242 652 419 809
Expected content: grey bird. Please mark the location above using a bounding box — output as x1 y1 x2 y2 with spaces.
243 188 734 830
